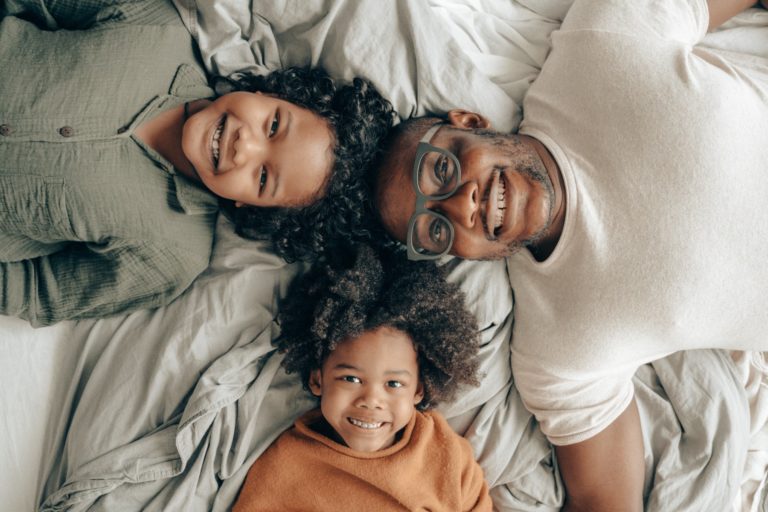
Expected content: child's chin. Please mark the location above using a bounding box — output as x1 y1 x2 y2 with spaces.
346 436 391 453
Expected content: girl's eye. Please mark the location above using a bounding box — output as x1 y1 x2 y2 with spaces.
269 112 280 137
259 167 267 191
387 380 403 388
342 376 361 384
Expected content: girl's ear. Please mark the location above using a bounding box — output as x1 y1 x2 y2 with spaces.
413 381 425 405
235 201 244 208
309 369 323 397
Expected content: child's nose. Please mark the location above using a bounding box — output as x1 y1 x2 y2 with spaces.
232 124 267 168
355 387 385 409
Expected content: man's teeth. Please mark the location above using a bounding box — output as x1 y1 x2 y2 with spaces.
211 119 224 165
349 418 383 429
494 178 506 229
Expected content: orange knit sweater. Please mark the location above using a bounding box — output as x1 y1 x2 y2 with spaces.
233 409 492 511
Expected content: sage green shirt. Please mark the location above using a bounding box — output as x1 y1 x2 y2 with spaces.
0 0 219 326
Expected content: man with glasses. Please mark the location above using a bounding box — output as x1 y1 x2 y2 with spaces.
380 111 563 263
372 0 768 510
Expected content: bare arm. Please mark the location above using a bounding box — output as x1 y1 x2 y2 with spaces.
555 399 644 512
707 0 761 30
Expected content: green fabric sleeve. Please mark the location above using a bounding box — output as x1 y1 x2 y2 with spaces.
0 239 207 326
1 0 178 30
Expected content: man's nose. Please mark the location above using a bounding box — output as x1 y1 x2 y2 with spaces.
232 125 266 168
432 181 479 229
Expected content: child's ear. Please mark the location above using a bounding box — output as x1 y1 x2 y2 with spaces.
413 381 425 405
308 369 323 397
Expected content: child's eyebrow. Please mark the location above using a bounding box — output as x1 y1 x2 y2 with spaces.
332 363 413 377
384 369 413 377
333 363 360 371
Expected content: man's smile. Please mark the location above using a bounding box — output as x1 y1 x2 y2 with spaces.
482 169 509 240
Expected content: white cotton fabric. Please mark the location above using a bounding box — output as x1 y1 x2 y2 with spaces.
510 0 768 445
3 1 768 510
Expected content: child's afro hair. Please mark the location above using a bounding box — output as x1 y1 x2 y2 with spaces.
275 244 481 410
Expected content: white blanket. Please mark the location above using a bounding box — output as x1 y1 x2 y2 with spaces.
2 1 767 510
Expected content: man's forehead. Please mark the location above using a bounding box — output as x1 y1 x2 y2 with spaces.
374 152 417 242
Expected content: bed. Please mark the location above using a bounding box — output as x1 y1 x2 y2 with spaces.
1 0 767 510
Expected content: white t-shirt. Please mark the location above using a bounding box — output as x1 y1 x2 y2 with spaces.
510 0 768 445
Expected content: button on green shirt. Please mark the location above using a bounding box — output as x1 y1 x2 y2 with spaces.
0 0 219 326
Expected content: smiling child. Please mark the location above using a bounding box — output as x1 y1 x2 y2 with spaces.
232 244 492 511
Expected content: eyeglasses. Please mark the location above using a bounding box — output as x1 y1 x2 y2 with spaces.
406 123 462 261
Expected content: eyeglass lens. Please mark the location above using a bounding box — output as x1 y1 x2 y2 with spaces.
416 150 459 196
410 211 452 255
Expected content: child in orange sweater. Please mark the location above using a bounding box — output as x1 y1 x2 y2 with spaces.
233 245 492 511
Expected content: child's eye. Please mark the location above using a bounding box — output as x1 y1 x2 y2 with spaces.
387 380 403 388
259 167 267 191
341 375 361 384
269 111 280 137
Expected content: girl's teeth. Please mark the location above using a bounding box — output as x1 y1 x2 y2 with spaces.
212 120 224 164
349 418 383 429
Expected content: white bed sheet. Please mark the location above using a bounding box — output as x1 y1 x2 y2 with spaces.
2 0 768 510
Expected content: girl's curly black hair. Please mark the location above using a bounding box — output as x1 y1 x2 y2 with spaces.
218 67 396 262
275 244 481 410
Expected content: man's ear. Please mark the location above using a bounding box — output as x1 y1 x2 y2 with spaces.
309 369 323 397
413 381 425 405
447 109 491 130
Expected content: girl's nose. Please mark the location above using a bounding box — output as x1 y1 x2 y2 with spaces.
232 124 266 168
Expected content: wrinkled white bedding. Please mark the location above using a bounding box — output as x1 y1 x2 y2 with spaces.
2 1 767 510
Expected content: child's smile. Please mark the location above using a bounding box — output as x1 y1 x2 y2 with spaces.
309 326 424 452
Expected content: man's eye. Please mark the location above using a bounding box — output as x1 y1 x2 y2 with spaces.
259 167 267 191
429 218 446 244
387 380 403 388
342 375 361 384
433 155 456 185
269 112 280 137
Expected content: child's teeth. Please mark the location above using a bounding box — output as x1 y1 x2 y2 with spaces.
349 418 383 429
212 121 223 163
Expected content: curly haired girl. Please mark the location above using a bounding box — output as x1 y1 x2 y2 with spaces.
1 0 395 325
233 245 492 511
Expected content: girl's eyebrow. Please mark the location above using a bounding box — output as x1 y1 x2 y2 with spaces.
333 363 360 371
271 111 293 198
332 363 413 377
